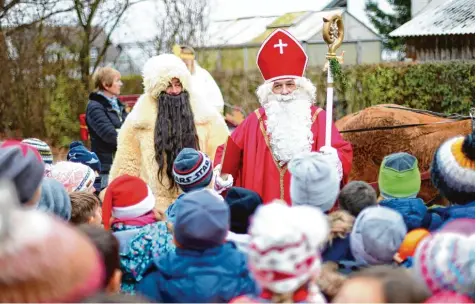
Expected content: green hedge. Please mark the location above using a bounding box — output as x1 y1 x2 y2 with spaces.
121 61 475 118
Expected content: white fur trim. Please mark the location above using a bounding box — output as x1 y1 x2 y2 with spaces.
142 54 191 98
112 186 155 219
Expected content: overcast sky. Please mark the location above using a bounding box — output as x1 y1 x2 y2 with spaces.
114 0 393 43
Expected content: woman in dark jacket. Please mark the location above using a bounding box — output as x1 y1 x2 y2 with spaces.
86 67 127 190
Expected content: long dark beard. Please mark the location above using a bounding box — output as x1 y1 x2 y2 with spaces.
154 91 199 190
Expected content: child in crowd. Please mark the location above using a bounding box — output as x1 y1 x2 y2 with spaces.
165 147 214 223
377 152 442 231
37 177 72 221
137 189 257 303
70 191 102 225
102 175 174 294
0 180 104 302
350 206 407 266
333 265 429 303
428 132 475 222
21 138 54 176
67 141 103 193
0 141 45 207
78 225 122 294
51 161 96 193
322 210 355 263
412 219 475 301
225 186 262 252
233 201 329 303
337 181 377 217
288 151 340 212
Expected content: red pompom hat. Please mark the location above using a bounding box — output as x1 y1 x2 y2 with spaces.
102 175 155 230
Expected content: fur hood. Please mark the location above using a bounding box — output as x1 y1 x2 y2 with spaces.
130 54 218 128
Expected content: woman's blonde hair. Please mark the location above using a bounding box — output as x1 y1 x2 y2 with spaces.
327 210 355 244
93 67 120 91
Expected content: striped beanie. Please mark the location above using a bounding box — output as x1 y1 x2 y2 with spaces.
413 229 475 299
21 138 53 164
0 180 104 302
431 133 475 205
173 148 213 192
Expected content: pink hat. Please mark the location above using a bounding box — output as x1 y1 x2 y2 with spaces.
51 161 96 192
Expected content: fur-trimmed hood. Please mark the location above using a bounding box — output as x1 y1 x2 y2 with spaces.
130 54 218 128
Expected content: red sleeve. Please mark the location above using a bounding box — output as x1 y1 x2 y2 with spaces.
313 109 353 184
213 113 249 168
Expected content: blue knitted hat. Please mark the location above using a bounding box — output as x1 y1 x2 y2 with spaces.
37 178 72 221
67 141 101 173
174 189 229 250
431 133 475 205
173 148 213 192
225 187 262 234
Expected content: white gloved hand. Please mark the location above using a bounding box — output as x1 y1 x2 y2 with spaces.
213 165 234 194
319 146 343 182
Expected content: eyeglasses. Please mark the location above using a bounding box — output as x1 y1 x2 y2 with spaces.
272 82 297 94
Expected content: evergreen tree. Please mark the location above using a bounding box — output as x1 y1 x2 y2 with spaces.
365 0 411 52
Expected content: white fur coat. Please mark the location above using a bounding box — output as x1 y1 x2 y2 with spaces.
109 54 229 210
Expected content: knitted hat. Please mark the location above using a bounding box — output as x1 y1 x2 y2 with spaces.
37 177 72 221
288 152 339 212
0 180 104 302
51 161 96 193
225 187 262 234
173 148 213 192
67 141 102 173
0 144 45 204
430 133 475 204
21 138 53 164
440 218 475 236
248 202 329 294
1 140 43 162
350 206 407 265
102 175 156 230
413 230 475 299
174 188 229 250
378 152 421 199
425 291 474 303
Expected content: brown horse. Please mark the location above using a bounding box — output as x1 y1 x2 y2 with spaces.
336 104 473 205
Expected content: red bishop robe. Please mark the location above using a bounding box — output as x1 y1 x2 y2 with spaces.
214 106 353 205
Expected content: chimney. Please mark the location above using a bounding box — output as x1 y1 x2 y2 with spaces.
412 0 431 18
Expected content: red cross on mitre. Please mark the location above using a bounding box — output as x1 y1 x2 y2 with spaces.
256 29 308 82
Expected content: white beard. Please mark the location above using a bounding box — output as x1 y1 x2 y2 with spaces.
263 91 314 165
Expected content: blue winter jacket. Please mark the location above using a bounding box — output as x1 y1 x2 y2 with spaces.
380 198 443 231
86 92 127 173
429 201 475 224
136 242 258 303
322 235 354 262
